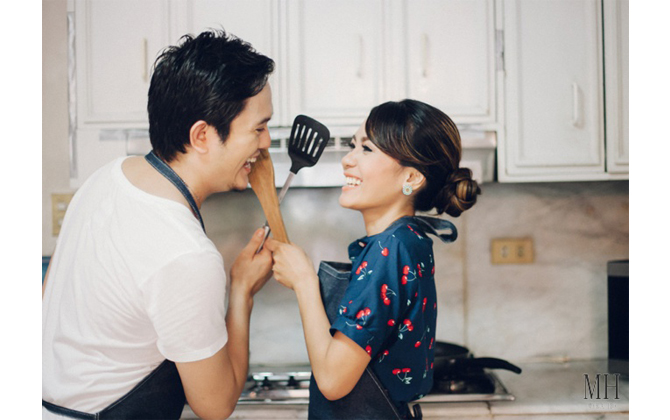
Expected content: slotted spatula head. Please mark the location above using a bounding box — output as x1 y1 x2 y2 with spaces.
288 115 331 174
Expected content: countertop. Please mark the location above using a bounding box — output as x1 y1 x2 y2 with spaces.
180 359 629 419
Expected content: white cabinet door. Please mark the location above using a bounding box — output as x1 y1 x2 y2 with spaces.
75 0 170 126
604 0 629 174
286 0 385 126
176 0 284 126
403 0 496 123
501 0 605 180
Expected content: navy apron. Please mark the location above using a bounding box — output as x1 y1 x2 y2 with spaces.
309 216 455 420
42 151 203 419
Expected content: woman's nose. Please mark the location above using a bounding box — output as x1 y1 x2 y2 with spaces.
341 150 355 169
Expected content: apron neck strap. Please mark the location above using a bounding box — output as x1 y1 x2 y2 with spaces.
145 151 206 233
411 215 458 243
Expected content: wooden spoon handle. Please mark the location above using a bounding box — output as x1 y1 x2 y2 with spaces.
248 149 289 243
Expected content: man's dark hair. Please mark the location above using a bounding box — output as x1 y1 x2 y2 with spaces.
147 29 274 162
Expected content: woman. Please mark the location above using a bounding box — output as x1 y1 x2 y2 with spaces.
265 99 480 419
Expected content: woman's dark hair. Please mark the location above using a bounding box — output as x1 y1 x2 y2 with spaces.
365 100 481 217
147 29 274 162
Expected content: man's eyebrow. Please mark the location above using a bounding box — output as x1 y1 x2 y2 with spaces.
257 116 272 125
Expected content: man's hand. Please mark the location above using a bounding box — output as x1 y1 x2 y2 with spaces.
264 238 317 291
229 228 273 297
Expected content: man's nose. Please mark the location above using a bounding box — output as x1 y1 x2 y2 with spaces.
260 129 272 149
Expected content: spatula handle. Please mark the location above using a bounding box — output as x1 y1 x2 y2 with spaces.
256 171 296 253
276 172 296 204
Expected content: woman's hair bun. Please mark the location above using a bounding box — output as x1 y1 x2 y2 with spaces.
433 167 481 217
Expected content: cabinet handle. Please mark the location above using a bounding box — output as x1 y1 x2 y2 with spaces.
357 35 364 78
421 33 429 78
142 38 149 83
572 82 581 127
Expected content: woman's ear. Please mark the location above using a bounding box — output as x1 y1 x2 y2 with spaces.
404 169 426 192
188 120 211 154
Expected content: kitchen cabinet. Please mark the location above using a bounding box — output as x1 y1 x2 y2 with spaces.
69 0 284 186
74 0 281 127
403 0 496 124
285 0 386 126
285 0 497 127
73 0 170 126
498 0 628 182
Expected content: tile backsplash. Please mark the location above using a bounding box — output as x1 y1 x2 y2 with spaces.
200 181 628 366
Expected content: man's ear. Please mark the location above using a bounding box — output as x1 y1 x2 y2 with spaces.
188 120 211 154
404 169 426 192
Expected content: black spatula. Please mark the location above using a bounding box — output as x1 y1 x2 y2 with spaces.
257 115 330 251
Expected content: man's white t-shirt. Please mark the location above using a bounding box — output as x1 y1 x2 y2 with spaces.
42 157 228 417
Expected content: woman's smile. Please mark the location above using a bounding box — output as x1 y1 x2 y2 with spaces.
343 175 363 191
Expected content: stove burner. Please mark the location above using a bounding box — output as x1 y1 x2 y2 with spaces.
239 367 515 404
240 370 312 403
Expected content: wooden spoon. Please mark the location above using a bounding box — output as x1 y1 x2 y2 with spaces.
248 149 289 243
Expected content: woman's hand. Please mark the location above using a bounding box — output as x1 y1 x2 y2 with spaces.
229 228 273 297
264 238 317 291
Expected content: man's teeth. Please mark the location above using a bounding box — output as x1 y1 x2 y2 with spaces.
346 177 362 186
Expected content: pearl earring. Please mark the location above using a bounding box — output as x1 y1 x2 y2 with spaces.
402 183 413 196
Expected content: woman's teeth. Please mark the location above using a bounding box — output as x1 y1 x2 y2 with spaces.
346 177 362 186
246 157 257 164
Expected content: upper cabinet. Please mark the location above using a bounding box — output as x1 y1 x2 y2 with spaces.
285 0 386 126
74 0 170 126
285 0 496 127
69 0 627 186
403 0 496 124
498 0 628 181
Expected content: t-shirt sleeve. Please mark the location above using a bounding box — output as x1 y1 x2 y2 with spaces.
330 236 417 358
140 250 228 362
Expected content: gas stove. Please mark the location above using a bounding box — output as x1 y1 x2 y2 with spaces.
238 365 515 404
239 368 311 404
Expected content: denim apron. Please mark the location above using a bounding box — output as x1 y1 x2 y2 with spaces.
42 151 202 419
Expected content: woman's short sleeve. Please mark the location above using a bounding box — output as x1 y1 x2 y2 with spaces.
330 235 419 358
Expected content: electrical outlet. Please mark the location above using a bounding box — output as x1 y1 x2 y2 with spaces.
52 193 74 236
491 238 534 264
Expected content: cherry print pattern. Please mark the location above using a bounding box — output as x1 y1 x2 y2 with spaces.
397 319 414 339
346 307 371 330
380 284 396 305
378 349 389 362
407 224 424 239
378 241 389 257
392 368 413 384
401 265 418 285
355 261 373 280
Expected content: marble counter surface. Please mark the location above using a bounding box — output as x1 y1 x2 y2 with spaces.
180 360 629 419
487 359 628 417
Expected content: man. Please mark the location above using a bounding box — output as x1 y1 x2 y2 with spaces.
42 30 274 420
